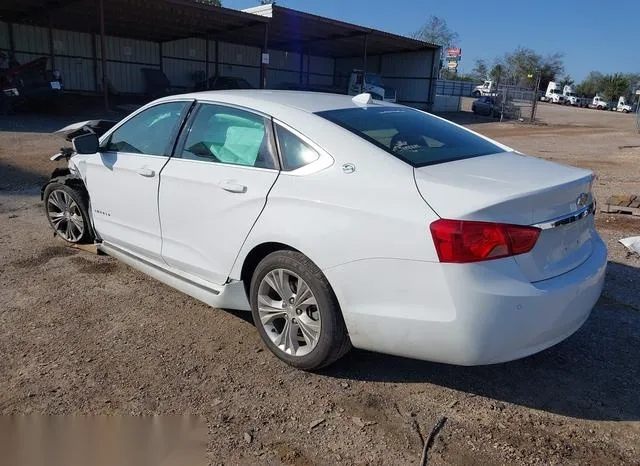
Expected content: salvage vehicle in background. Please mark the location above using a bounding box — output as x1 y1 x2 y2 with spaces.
0 56 63 113
472 80 497 97
41 90 606 370
588 95 609 110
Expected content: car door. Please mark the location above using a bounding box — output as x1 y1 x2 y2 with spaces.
84 100 192 262
158 102 280 285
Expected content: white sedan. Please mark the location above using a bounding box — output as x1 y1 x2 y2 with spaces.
42 90 607 370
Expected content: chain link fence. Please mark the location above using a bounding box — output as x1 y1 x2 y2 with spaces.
435 79 539 121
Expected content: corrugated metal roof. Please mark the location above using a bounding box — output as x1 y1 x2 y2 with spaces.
0 0 438 58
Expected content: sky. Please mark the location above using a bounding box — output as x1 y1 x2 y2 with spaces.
223 0 640 82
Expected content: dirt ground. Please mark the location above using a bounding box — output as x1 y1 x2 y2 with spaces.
1 99 639 465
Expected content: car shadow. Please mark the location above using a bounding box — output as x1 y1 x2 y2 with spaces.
322 261 640 422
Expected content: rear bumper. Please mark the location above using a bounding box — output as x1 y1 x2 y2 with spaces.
325 236 607 365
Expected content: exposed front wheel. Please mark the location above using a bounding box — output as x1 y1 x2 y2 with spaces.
43 182 93 244
250 251 351 370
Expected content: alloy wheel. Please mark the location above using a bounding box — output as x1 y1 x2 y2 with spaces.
257 268 321 357
46 189 85 242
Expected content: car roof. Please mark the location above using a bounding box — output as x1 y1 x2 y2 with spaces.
162 89 398 115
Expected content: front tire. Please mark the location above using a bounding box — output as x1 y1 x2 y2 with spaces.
250 251 351 370
43 182 93 244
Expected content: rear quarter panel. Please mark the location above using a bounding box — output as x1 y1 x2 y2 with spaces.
228 114 440 278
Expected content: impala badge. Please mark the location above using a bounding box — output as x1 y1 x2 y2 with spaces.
576 193 589 208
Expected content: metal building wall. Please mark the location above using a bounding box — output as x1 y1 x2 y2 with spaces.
162 37 207 89
0 21 10 51
95 35 160 94
52 29 94 91
218 41 261 88
11 23 50 68
307 55 334 86
381 50 437 109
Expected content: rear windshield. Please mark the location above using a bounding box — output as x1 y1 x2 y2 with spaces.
316 106 502 167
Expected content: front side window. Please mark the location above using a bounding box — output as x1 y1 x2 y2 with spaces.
317 106 502 167
104 101 188 156
181 104 276 169
275 125 320 171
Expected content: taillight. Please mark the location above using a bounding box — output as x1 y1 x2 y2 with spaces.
430 219 541 263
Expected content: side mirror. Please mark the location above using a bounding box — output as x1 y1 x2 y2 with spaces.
72 133 99 154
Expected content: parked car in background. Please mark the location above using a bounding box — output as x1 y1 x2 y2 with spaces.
42 91 606 370
0 56 62 113
472 96 500 117
194 76 254 92
472 95 521 119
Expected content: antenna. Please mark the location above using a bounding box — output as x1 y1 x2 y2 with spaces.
352 93 372 105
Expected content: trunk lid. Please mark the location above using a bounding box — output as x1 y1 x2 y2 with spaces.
414 151 596 282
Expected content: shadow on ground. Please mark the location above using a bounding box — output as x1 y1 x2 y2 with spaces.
0 160 49 194
323 261 640 422
0 94 133 134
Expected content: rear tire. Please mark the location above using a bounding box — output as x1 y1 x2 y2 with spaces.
250 250 351 370
43 182 93 244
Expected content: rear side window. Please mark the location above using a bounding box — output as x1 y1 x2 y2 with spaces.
275 125 320 171
316 106 502 167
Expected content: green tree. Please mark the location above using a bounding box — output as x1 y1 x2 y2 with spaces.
196 0 221 5
470 59 489 82
558 75 575 89
412 16 459 48
412 16 459 77
489 62 504 85
575 71 604 97
600 73 630 101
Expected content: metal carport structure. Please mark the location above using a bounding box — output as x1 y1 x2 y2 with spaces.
0 0 439 109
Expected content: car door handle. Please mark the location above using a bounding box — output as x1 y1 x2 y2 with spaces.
219 180 247 193
136 167 155 177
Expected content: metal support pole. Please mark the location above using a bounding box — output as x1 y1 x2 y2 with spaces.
306 54 310 85
205 36 210 85
362 33 368 73
260 23 269 89
48 16 55 69
158 42 163 74
299 49 304 85
99 0 108 110
91 33 98 92
214 40 219 78
8 22 15 56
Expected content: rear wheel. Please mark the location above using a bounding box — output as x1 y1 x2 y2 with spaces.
43 182 93 244
250 251 351 370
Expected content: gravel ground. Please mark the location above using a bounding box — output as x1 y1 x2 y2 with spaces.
0 101 639 465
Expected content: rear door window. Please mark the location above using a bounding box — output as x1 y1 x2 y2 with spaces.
317 106 502 167
181 104 277 169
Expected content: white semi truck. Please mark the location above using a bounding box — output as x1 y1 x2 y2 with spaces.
562 85 579 106
588 95 608 110
542 82 566 104
611 96 632 113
